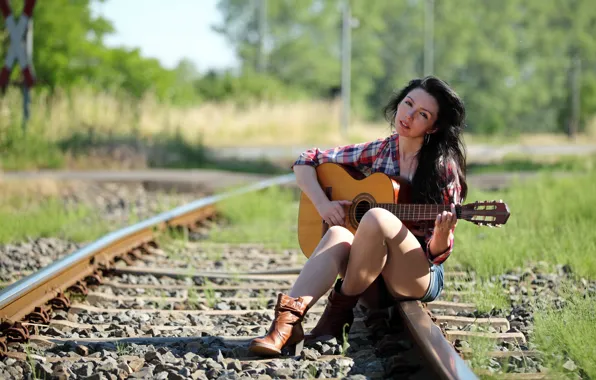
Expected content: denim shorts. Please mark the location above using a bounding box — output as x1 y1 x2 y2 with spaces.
373 263 444 307
420 263 444 302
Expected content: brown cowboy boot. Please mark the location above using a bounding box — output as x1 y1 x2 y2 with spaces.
248 293 309 357
305 278 361 342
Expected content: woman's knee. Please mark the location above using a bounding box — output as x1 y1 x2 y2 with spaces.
359 208 402 235
313 226 353 273
326 225 354 243
315 226 353 257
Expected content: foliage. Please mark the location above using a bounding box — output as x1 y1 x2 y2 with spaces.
0 0 595 137
213 0 596 134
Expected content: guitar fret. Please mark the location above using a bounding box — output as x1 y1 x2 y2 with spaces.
379 203 454 221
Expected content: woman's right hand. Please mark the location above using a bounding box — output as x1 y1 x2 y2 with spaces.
316 199 352 226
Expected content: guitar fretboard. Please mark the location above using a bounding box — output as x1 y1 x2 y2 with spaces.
372 203 458 221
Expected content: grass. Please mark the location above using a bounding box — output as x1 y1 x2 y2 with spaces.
0 179 178 245
206 185 300 250
451 169 596 280
0 198 109 243
532 290 596 379
2 86 596 172
0 86 388 172
466 153 596 175
462 281 510 313
0 180 111 244
202 162 595 378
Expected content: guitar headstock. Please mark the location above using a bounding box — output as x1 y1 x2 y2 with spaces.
460 200 510 227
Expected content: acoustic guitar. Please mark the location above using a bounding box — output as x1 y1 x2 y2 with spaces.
297 163 510 258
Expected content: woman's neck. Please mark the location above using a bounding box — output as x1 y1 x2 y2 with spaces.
399 135 423 159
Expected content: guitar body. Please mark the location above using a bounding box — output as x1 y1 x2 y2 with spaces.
297 163 511 258
298 163 411 258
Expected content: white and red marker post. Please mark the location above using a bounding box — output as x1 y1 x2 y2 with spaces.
0 0 36 127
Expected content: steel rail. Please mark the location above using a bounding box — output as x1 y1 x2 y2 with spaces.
0 171 478 379
397 301 478 380
0 173 295 321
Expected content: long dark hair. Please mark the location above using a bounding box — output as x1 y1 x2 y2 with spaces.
383 76 468 204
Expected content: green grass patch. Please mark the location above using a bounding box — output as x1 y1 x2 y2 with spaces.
533 290 596 379
207 186 299 249
452 170 596 280
0 198 110 243
460 280 509 314
466 153 596 175
0 128 65 171
450 168 596 377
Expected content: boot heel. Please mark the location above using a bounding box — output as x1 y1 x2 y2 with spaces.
288 338 304 356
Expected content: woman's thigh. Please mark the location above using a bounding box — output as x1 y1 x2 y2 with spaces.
355 208 432 302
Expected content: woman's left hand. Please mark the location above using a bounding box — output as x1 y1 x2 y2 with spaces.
434 203 458 233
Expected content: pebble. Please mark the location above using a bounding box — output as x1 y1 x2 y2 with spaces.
0 182 201 285
7 182 595 379
452 264 596 377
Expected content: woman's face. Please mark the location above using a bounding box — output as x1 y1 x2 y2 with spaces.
395 88 438 139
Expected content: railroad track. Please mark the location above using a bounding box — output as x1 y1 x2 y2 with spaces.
0 174 543 379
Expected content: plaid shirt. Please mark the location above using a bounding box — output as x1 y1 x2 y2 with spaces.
292 133 462 265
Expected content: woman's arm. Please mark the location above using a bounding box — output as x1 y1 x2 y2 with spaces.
425 162 462 265
291 139 386 226
291 138 385 172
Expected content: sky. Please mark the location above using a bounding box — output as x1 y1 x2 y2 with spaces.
91 0 239 72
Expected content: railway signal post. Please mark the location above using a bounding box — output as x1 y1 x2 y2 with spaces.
0 0 37 129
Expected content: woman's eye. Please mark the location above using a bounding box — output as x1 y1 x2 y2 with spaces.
405 100 412 106
420 112 428 119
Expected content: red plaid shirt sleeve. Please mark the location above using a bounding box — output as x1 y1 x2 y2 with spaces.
424 160 463 265
291 139 386 171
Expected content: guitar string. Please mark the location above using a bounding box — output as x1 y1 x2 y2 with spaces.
351 204 498 220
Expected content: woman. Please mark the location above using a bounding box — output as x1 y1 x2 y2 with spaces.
248 76 468 357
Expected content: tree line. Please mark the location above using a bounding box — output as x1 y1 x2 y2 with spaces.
1 0 595 136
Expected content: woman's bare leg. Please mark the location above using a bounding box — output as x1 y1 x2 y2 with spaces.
341 208 431 299
288 226 353 306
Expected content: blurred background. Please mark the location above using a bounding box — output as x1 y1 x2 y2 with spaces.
1 0 595 172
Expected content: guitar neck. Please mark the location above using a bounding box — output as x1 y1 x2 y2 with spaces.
377 203 458 222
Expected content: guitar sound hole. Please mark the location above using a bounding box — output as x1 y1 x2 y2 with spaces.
354 201 372 223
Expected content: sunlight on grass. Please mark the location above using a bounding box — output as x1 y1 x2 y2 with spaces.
466 153 596 175
467 336 497 374
452 171 596 280
462 281 509 314
207 186 299 249
533 290 596 379
2 86 594 170
0 198 109 243
0 180 110 243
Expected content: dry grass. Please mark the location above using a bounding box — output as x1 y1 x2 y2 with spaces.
2 87 595 149
0 86 389 148
0 179 64 210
